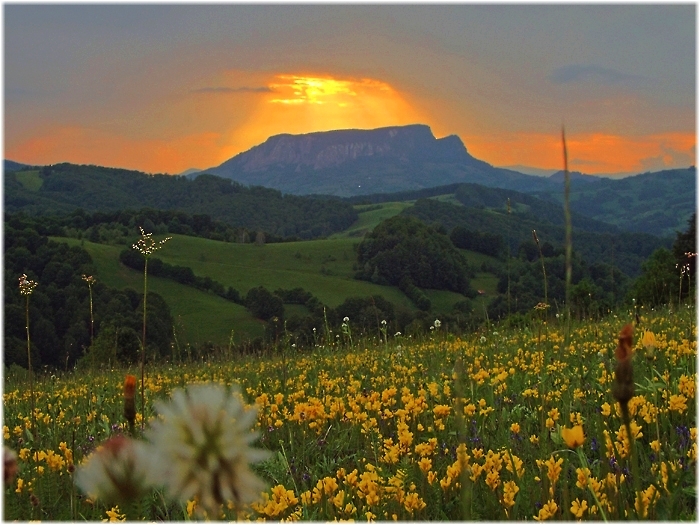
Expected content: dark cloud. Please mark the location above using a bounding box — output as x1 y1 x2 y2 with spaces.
191 86 273 94
550 64 644 85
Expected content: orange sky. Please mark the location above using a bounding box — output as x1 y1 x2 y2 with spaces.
5 6 696 177
7 72 696 176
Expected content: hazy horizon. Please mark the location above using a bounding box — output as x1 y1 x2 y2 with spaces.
5 5 696 177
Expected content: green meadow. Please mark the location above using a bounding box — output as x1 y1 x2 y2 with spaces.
52 203 500 346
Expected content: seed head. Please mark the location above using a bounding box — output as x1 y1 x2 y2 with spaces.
132 227 171 257
18 274 38 296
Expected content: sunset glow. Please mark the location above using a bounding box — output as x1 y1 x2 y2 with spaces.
5 5 695 178
220 74 429 164
464 131 696 175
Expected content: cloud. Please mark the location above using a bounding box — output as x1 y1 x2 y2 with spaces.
191 86 273 94
550 64 644 85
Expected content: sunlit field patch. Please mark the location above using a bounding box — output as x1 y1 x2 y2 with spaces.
3 305 696 520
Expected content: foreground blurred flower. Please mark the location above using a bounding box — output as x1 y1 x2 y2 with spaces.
75 435 150 504
561 425 585 449
4 447 18 485
144 383 270 517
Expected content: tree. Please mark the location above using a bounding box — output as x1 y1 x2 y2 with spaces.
630 248 677 307
357 215 475 296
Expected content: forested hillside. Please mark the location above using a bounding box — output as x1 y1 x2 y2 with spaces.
5 164 357 239
403 198 670 277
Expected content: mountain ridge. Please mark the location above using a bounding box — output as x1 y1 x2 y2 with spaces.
194 124 556 196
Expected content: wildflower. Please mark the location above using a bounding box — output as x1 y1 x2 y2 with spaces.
18 274 38 296
510 422 520 434
641 330 656 358
668 394 688 414
144 383 270 517
132 227 172 256
570 498 588 519
634 484 659 518
123 375 136 431
612 324 635 418
103 505 126 522
502 480 519 508
75 435 150 504
534 499 558 520
4 447 18 485
561 425 585 449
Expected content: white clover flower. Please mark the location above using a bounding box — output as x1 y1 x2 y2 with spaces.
75 435 151 504
480 336 487 344
144 383 270 517
343 316 350 323
381 319 387 325
434 319 441 328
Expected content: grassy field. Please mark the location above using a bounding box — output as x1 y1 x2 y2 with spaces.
53 238 265 345
331 202 413 238
13 170 43 191
51 208 500 346
3 304 695 521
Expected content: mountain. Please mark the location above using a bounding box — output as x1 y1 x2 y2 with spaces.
195 124 557 196
4 159 30 172
548 170 601 184
177 167 202 177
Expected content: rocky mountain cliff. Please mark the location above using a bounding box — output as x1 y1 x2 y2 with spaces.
196 125 553 196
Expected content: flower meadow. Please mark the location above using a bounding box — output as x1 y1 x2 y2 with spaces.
2 305 696 521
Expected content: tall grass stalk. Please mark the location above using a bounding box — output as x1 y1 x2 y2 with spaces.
562 128 573 343
507 198 512 316
19 274 38 440
82 275 96 369
132 227 171 429
532 230 548 308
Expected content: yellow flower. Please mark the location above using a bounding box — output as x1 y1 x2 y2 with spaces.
534 499 558 520
642 330 656 349
510 422 520 434
102 505 126 522
502 480 519 508
570 498 588 519
561 425 585 449
668 394 688 414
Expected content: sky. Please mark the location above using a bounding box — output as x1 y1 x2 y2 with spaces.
4 4 697 177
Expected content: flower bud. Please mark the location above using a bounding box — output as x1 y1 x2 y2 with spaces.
612 324 635 412
123 375 137 430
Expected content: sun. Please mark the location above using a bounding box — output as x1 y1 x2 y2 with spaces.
221 73 427 160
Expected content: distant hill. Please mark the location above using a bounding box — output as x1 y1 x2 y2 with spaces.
4 163 358 239
548 170 601 184
4 159 30 172
194 124 559 196
532 167 696 238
